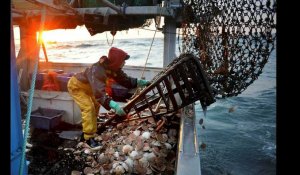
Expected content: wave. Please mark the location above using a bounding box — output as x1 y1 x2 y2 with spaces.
75 43 97 48
52 44 74 49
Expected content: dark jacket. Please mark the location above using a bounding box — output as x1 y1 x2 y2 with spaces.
74 60 137 110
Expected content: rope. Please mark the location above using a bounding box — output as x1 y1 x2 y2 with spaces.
140 5 163 79
19 6 46 175
140 27 157 79
106 31 115 46
129 7 163 99
41 41 48 62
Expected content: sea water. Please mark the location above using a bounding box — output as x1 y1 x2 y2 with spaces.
196 49 276 175
14 37 276 175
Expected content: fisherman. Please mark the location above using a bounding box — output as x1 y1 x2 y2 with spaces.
67 47 150 147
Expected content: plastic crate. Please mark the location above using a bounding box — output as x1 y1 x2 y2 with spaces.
111 83 132 102
112 84 129 97
35 73 46 90
30 108 64 130
57 76 71 92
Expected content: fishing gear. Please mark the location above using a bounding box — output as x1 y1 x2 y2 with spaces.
97 53 215 133
180 0 277 98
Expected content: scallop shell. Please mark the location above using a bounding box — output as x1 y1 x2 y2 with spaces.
147 117 156 125
151 141 161 147
142 131 151 140
143 142 151 151
97 153 109 164
133 130 141 136
114 165 125 175
129 151 138 159
134 162 147 174
145 152 156 162
124 157 134 169
71 170 81 175
138 157 149 168
113 151 119 158
146 167 153 174
122 145 133 154
83 167 93 175
135 138 144 151
116 123 125 130
83 148 91 154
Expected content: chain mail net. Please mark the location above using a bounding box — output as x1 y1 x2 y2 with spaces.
180 0 276 98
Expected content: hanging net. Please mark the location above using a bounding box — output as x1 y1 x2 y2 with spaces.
181 0 277 98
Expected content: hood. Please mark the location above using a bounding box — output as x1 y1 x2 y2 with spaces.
107 47 129 71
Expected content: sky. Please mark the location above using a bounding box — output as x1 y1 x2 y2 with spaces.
13 19 164 43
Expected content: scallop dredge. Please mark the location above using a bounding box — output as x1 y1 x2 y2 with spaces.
27 53 215 175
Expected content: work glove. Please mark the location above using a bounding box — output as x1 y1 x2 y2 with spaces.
137 79 151 88
109 100 126 116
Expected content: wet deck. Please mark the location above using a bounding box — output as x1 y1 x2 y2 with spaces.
26 113 180 175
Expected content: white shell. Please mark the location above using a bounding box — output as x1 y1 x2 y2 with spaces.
121 162 129 171
164 143 172 149
133 130 141 136
142 132 151 140
143 143 151 151
139 157 149 168
144 152 156 161
122 145 133 154
113 151 119 158
151 141 161 146
146 167 153 174
76 142 84 148
112 162 119 169
115 165 125 175
84 148 91 154
129 150 138 159
124 158 134 168
71 170 81 175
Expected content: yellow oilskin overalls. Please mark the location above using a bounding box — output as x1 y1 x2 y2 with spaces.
67 76 100 140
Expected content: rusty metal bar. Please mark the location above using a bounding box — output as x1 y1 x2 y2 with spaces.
163 78 178 110
186 62 202 94
171 71 186 105
155 84 169 109
178 66 194 98
144 95 155 116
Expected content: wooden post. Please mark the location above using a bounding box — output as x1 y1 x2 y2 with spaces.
17 23 39 91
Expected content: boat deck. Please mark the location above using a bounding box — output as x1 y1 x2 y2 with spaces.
26 111 181 174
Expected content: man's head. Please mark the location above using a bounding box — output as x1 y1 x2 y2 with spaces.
107 47 130 71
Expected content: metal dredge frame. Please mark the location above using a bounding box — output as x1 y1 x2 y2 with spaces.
98 53 215 131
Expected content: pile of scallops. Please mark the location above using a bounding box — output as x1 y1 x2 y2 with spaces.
65 114 180 175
